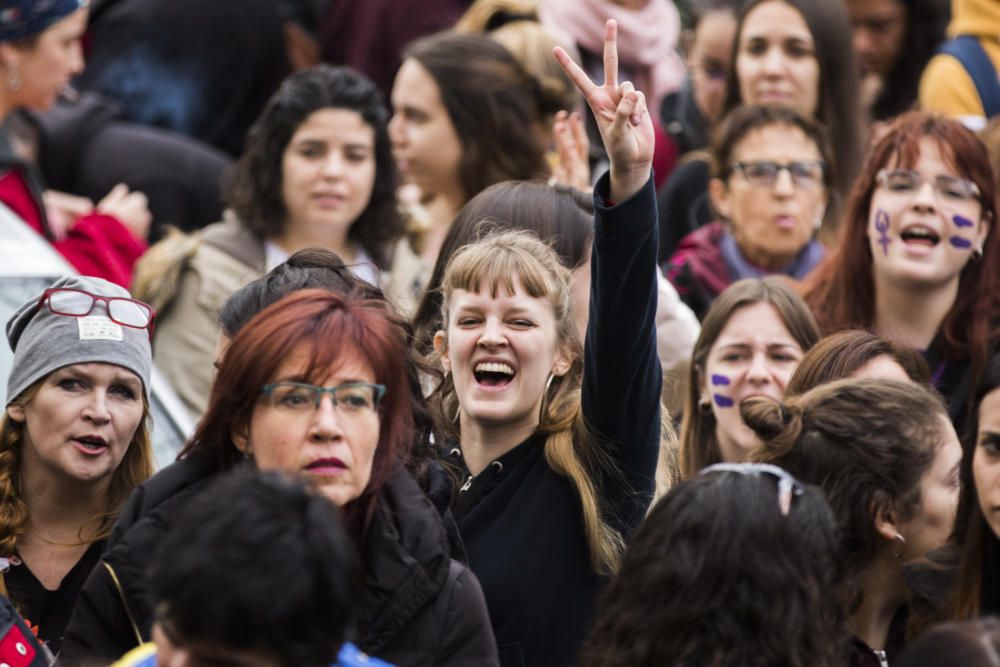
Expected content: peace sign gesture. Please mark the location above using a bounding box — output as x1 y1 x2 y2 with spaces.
553 20 654 202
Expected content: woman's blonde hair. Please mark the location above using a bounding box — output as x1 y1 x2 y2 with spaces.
0 378 154 555
433 229 626 572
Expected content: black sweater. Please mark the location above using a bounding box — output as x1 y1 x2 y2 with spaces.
450 172 662 667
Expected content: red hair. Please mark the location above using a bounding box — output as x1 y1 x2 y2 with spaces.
803 112 1000 376
182 289 413 536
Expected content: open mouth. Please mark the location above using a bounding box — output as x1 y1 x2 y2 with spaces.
900 225 940 248
73 436 108 454
474 362 515 388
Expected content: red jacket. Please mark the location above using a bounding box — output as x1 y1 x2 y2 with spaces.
0 165 145 287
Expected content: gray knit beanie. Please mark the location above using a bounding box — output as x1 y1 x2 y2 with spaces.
6 276 153 404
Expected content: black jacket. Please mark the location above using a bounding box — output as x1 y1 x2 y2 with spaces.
58 455 498 666
450 172 662 667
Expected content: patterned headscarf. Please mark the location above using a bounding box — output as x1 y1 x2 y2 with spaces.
0 0 87 42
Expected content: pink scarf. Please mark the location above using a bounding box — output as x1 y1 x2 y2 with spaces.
539 0 685 114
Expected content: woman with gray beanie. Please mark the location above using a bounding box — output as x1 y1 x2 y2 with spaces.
1 275 154 654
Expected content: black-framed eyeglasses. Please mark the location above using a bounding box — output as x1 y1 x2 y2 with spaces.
700 462 804 516
729 160 825 189
876 168 980 204
260 381 386 416
37 287 156 340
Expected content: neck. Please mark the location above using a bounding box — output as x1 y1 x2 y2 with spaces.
459 413 538 476
420 190 465 266
737 239 799 272
18 461 110 544
848 557 908 651
874 273 958 350
273 224 355 263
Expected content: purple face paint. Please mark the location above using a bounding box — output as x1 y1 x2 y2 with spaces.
875 209 891 256
713 394 734 408
710 374 731 386
953 214 975 228
950 236 973 249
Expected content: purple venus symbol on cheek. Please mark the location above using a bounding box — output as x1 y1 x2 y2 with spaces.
875 209 890 256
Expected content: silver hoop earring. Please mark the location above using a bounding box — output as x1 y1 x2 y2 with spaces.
698 397 713 415
538 373 556 422
7 66 19 93
892 533 906 559
973 246 984 262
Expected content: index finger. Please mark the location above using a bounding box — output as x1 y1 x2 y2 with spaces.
603 20 618 90
553 46 598 98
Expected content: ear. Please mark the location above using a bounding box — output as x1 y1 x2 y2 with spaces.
551 346 573 377
0 43 20 71
433 330 450 373
871 492 900 544
231 424 250 455
708 177 732 220
5 404 24 423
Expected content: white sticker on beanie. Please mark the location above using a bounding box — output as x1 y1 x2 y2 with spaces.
78 316 123 341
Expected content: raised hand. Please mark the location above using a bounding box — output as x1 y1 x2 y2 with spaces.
553 20 654 202
549 110 591 191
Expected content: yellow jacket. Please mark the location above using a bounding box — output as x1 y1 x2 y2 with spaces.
919 0 1000 118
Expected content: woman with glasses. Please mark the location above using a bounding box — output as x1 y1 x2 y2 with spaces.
803 112 999 429
0 275 155 654
581 462 845 666
61 289 498 666
745 378 962 666
665 105 833 320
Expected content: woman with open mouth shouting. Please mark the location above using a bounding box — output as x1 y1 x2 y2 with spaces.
0 275 155 655
428 20 663 666
803 112 1000 432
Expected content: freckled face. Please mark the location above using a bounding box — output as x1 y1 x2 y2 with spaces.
702 302 804 463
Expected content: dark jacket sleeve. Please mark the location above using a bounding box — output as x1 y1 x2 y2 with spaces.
435 561 500 667
56 558 142 664
584 171 662 537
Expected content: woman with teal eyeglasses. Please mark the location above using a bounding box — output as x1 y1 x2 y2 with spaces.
664 104 833 320
61 289 499 666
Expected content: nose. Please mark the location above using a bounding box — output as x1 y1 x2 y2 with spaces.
477 317 508 349
911 178 939 213
309 395 344 442
70 41 85 75
388 113 405 148
853 28 874 59
82 390 112 424
320 152 344 179
772 166 795 197
744 351 773 386
762 46 786 76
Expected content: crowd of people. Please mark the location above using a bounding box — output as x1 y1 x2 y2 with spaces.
0 0 999 665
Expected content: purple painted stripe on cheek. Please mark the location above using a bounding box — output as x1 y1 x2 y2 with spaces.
710 374 731 386
950 236 973 249
953 215 975 228
713 394 734 408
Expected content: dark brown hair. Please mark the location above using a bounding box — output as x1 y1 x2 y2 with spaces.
745 378 950 600
404 31 548 202
786 329 931 397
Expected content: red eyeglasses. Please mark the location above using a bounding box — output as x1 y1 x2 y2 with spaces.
37 287 156 341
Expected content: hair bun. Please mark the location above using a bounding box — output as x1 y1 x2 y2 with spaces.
741 397 803 449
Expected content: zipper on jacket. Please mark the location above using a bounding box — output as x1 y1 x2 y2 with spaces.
874 649 889 667
103 561 143 646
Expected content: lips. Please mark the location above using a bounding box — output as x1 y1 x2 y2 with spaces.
899 223 941 248
72 435 108 455
304 457 347 474
773 215 798 230
473 360 516 388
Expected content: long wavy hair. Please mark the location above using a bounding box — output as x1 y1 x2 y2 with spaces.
431 230 623 572
581 466 845 666
0 382 153 556
802 113 1000 383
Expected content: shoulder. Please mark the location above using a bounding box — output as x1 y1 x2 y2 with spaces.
919 53 985 116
